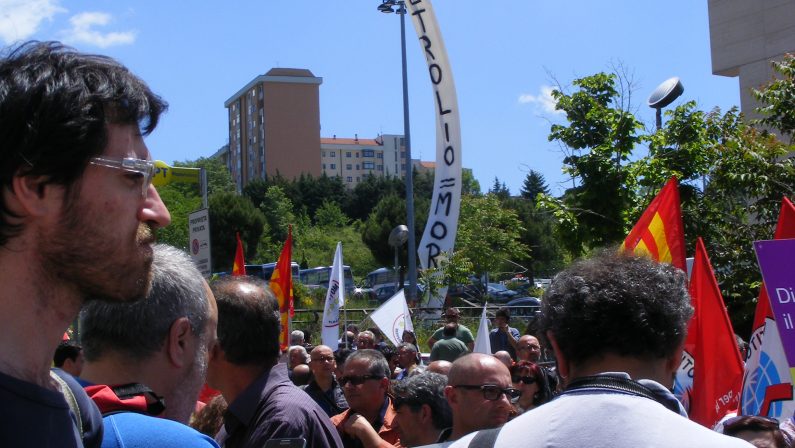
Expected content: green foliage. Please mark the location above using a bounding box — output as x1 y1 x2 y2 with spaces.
547 72 644 255
489 177 510 201
520 170 550 204
208 192 265 273
314 200 349 228
297 223 378 279
155 186 201 250
455 195 529 280
753 54 795 142
344 174 403 221
361 193 407 267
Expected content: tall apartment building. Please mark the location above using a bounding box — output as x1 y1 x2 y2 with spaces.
320 133 408 187
708 0 795 122
224 68 322 191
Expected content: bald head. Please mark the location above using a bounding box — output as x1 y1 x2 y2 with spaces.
427 360 452 376
448 353 510 386
517 335 541 363
493 351 513 369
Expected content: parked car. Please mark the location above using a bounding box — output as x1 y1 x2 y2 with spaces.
505 296 541 317
374 282 425 303
487 283 518 302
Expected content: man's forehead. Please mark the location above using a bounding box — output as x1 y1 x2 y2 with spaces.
103 123 150 159
312 348 332 358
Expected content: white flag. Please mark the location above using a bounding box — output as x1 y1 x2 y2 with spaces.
321 242 345 351
473 304 491 354
741 318 795 418
410 0 463 311
370 289 414 347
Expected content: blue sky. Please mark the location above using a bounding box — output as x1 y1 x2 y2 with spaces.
1 0 742 195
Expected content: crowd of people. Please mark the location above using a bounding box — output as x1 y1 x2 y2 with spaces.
1 41 792 448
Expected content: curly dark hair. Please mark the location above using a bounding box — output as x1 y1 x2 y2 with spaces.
392 372 452 431
211 276 281 367
0 41 167 246
539 250 692 365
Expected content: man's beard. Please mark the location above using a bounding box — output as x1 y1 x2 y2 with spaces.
165 340 209 424
38 195 156 303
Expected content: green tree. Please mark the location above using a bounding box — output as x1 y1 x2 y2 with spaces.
455 194 529 283
208 192 266 273
546 72 643 255
314 200 349 228
753 54 795 142
489 177 510 201
520 170 550 205
361 193 407 267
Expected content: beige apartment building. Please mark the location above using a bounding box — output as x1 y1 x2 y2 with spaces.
224 68 322 191
708 0 795 121
320 133 408 187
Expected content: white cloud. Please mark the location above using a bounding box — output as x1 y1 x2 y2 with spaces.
518 85 562 115
62 12 135 48
0 0 66 44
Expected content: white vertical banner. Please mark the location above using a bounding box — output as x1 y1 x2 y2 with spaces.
321 242 345 351
473 304 492 354
408 0 463 310
370 290 415 347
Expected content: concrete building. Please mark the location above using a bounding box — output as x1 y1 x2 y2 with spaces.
320 134 408 187
708 0 795 121
224 68 322 191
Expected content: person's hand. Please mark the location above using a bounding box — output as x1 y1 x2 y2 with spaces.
343 413 374 438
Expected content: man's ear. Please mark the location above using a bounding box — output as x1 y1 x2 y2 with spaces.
419 403 433 424
7 174 63 218
166 317 193 368
444 385 457 406
546 331 569 383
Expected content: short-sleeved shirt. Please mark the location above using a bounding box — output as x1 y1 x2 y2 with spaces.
431 325 474 345
489 326 521 359
430 337 469 362
101 412 219 448
0 368 99 448
220 363 343 448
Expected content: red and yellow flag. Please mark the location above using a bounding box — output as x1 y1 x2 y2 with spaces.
621 177 686 271
270 226 293 351
688 237 744 427
232 232 246 276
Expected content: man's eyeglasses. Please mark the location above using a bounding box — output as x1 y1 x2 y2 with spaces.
453 384 520 401
89 156 156 198
512 376 536 385
339 375 384 387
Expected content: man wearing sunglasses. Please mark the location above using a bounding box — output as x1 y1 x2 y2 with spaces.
450 252 752 447
443 353 516 443
331 349 401 447
0 41 171 447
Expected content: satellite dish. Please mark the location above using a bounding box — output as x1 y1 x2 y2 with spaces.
388 225 409 247
647 77 684 109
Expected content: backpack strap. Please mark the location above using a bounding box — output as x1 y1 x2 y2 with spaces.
51 370 84 439
468 427 501 448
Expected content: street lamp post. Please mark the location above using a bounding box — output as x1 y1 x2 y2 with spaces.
378 0 417 303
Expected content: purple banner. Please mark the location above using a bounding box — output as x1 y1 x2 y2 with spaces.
754 239 795 368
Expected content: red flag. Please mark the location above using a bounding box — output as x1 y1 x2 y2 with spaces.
688 237 744 427
270 227 293 351
232 232 246 276
621 177 687 271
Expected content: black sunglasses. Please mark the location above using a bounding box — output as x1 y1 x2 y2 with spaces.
453 384 520 401
339 374 384 387
512 376 536 385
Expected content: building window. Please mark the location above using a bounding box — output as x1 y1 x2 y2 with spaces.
378 165 383 171
330 163 336 169
356 153 360 158
346 152 352 158
401 151 406 159
363 161 375 169
330 151 336 157
356 164 360 170
322 164 326 169
377 153 383 159
347 176 353 182
322 151 326 157
356 177 360 182
346 164 352 170
362 149 374 157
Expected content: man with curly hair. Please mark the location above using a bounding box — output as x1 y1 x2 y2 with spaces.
451 251 752 447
